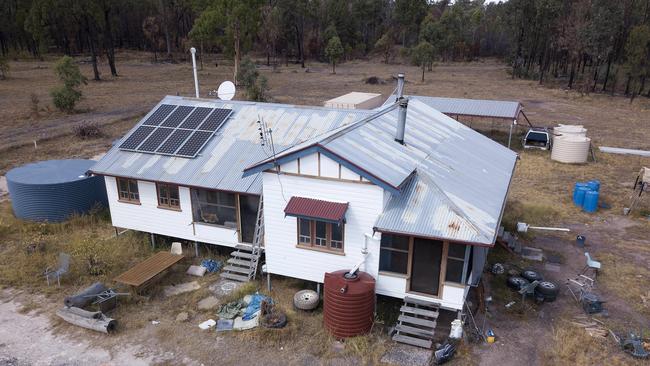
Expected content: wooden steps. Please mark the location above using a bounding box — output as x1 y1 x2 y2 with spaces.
392 334 433 349
220 196 264 282
392 297 440 349
222 265 249 274
220 272 249 282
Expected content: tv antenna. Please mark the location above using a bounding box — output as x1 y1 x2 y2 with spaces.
257 115 277 160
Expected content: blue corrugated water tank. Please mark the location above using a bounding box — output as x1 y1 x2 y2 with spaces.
582 190 599 213
6 159 107 222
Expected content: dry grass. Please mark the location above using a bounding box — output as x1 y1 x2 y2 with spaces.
543 323 645 366
0 201 152 293
597 252 650 317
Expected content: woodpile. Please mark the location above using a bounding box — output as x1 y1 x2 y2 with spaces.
571 316 609 338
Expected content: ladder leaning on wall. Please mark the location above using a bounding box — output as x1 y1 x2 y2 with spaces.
221 196 264 282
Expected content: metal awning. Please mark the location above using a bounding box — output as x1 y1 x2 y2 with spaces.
284 196 349 224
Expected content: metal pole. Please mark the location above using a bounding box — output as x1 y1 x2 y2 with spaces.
267 272 272 292
316 282 321 296
150 233 155 250
194 241 198 257
508 119 515 149
190 47 199 98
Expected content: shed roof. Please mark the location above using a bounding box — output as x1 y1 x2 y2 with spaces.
325 92 382 105
382 95 522 120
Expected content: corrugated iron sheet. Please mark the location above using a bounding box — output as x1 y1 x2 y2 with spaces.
284 196 349 223
91 96 368 194
382 95 522 120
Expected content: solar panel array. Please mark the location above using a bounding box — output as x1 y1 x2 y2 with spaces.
118 104 232 158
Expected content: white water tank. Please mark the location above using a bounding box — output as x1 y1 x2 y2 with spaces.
554 124 587 138
551 135 591 163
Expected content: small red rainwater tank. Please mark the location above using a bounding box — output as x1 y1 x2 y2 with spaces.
323 270 376 338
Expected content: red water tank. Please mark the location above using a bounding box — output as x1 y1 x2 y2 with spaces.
323 270 376 338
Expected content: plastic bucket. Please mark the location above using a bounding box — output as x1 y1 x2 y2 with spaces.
586 180 600 192
574 186 590 206
449 319 463 339
582 190 599 213
576 235 586 248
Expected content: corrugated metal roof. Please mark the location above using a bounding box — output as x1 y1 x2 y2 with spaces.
91 96 368 194
382 95 522 120
284 196 349 223
247 98 518 245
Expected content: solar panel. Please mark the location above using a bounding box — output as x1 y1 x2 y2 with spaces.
176 131 214 157
156 129 192 155
142 104 176 126
179 107 212 129
119 104 232 158
138 127 174 152
198 108 232 132
161 106 195 128
119 125 155 150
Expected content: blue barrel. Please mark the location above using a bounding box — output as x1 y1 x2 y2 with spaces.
582 190 599 213
586 180 600 192
573 186 591 206
573 182 589 205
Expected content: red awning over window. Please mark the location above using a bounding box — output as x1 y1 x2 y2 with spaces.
284 196 349 223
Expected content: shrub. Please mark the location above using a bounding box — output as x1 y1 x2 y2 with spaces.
72 122 104 139
51 86 82 113
237 57 270 102
50 56 86 113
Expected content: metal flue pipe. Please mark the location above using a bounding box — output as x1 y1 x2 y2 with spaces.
190 47 199 98
395 73 408 145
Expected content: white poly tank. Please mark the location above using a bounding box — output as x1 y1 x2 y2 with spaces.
551 135 591 164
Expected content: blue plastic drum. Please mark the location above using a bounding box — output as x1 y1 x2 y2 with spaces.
573 182 589 205
586 180 600 192
582 190 599 213
574 186 591 206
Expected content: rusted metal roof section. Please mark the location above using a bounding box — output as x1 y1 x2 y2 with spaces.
382 95 522 120
284 196 349 223
91 96 368 194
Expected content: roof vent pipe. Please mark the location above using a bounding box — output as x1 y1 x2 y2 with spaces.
190 47 199 98
395 73 408 145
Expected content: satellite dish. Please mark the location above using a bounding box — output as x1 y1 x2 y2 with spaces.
217 81 236 100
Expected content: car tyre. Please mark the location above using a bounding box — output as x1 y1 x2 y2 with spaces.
534 281 559 301
293 289 319 310
507 276 529 291
521 269 543 282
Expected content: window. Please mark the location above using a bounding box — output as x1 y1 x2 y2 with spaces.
157 183 180 209
445 243 467 284
296 219 344 253
191 189 238 228
116 177 139 203
379 234 410 274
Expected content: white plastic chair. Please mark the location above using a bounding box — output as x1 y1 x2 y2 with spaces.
44 253 70 286
582 252 601 277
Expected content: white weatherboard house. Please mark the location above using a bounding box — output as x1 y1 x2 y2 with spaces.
91 84 517 347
